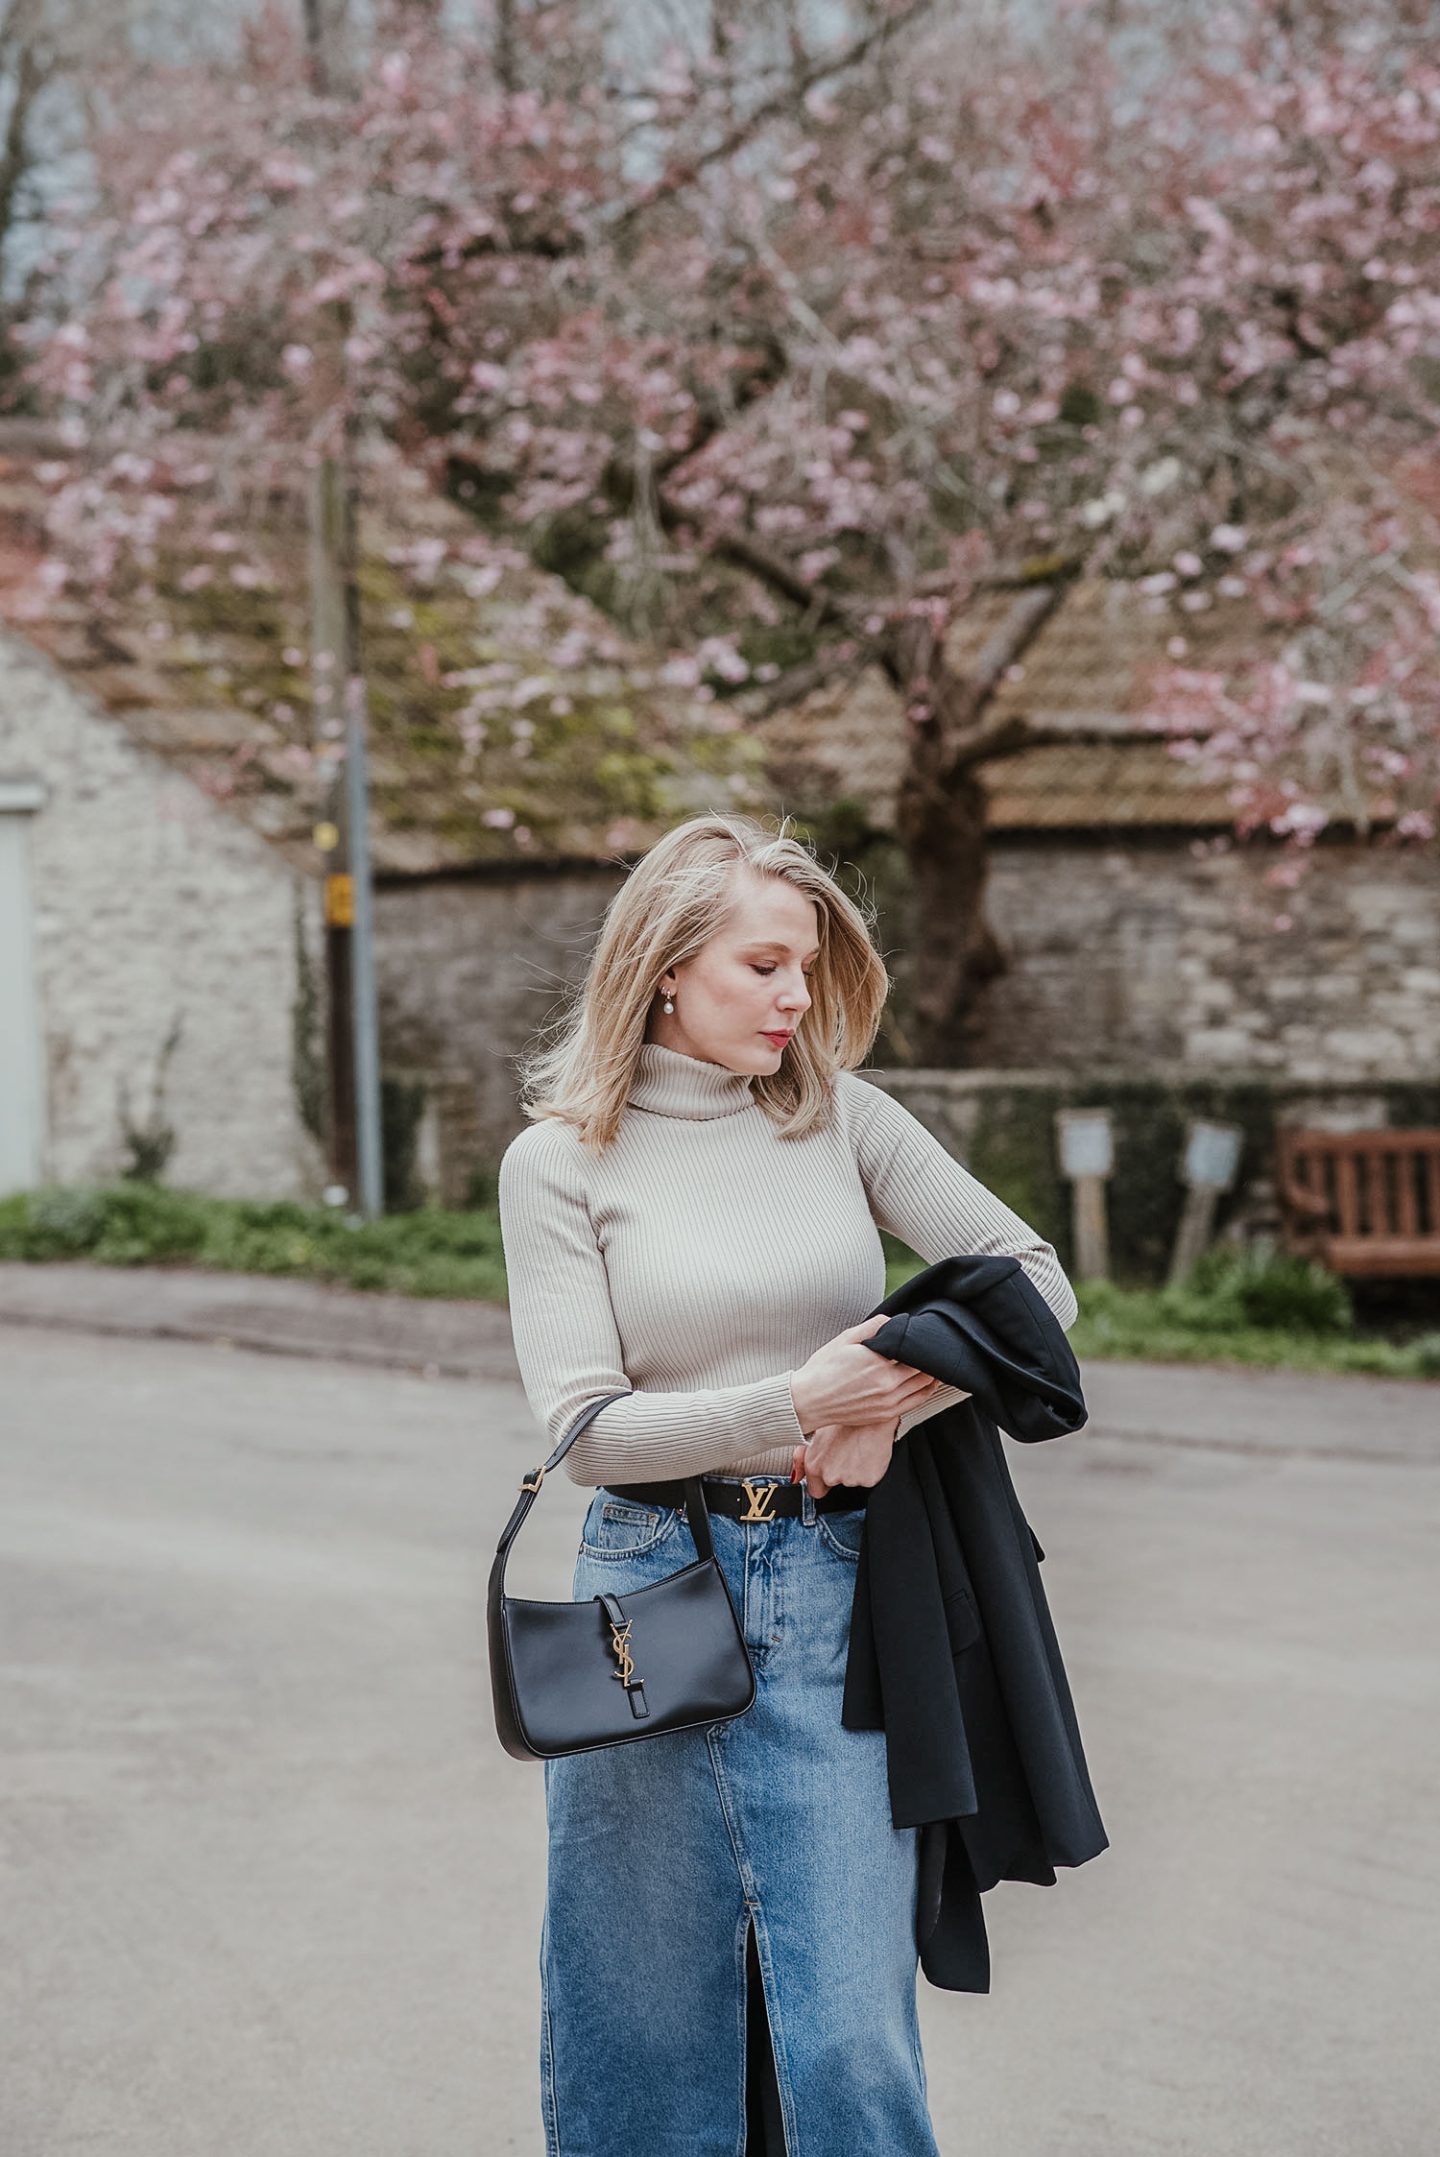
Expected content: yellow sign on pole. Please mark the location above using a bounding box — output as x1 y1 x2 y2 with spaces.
325 872 355 927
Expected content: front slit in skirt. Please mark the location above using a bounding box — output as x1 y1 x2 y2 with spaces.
538 1476 942 2157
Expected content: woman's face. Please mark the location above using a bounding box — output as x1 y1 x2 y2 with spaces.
652 871 820 1075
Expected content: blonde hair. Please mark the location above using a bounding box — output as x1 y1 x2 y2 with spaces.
514 812 892 1151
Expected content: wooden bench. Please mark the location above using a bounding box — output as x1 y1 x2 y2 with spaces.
1275 1128 1440 1278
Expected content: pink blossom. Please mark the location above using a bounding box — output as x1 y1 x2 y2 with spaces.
15 0 1439 857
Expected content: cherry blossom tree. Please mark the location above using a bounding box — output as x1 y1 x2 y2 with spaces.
16 0 1440 1056
0 1 200 300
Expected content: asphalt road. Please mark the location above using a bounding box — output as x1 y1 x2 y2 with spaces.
2 1319 1437 2157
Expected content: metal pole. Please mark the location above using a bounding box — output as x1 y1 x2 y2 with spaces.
345 668 385 1221
303 0 379 1214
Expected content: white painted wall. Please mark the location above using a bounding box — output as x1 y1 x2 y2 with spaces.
0 788 49 1196
0 634 327 1201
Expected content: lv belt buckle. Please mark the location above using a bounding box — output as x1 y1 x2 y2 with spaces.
739 1478 781 1523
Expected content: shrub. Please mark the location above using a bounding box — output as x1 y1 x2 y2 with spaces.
1179 1241 1354 1337
9 1185 111 1257
1411 1332 1440 1379
0 1181 506 1300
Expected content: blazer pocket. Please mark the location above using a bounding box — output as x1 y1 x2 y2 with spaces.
944 1586 981 1654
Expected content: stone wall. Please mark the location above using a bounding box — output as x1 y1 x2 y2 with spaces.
0 634 327 1201
965 832 1440 1081
372 864 621 1204
370 831 1440 1210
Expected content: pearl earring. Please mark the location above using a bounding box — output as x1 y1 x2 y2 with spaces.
662 990 674 1013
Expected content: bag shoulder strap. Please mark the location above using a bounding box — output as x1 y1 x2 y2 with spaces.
492 1392 713 1570
535 1389 633 1483
493 1392 627 1568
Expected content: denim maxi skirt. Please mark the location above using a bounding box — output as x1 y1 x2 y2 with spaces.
538 1475 943 2157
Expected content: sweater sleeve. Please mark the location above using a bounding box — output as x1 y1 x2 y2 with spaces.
497 1120 807 1486
839 1071 1079 1439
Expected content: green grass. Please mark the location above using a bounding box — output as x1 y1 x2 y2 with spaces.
0 1182 507 1302
882 1233 1440 1382
1067 1286 1440 1379
3 1184 1438 1381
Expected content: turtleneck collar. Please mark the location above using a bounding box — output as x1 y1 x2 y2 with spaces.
626 1040 758 1120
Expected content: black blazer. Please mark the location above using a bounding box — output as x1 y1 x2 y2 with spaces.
840 1253 1109 1991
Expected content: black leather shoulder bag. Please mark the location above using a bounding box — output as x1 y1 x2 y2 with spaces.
487 1391 757 1761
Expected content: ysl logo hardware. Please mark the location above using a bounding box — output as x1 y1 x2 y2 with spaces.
739 1479 781 1523
607 1614 641 1689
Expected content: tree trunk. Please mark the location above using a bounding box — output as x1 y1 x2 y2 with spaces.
892 743 1005 1065
884 583 1069 1064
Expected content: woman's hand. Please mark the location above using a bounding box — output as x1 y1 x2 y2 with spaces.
789 1415 903 1500
788 1315 939 1433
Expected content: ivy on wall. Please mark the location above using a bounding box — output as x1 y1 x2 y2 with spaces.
290 891 326 1146
891 1073 1440 1290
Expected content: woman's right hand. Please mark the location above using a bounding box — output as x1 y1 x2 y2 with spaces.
788 1315 939 1435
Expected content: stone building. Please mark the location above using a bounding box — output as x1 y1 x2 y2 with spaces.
754 575 1440 1088
0 624 325 1203
2 423 1434 1251
371 575 1440 1214
386 585 1437 1254
0 427 746 1203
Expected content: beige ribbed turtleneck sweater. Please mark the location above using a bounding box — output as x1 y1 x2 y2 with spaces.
497 1041 1078 1488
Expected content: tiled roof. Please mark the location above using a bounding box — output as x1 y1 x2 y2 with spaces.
984 740 1238 829
754 660 1241 832
756 575 1391 833
0 417 1400 861
0 423 760 876
941 572 1259 731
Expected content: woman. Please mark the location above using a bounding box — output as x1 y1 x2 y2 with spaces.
497 812 1079 2157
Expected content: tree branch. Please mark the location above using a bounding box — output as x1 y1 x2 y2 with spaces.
0 36 45 263
409 0 940 276
735 645 865 720
705 526 858 630
885 581 1075 780
600 329 788 506
604 0 939 240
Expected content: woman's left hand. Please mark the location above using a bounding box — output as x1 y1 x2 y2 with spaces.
790 1416 902 1500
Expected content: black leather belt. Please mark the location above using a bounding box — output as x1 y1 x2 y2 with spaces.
605 1474 869 1522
